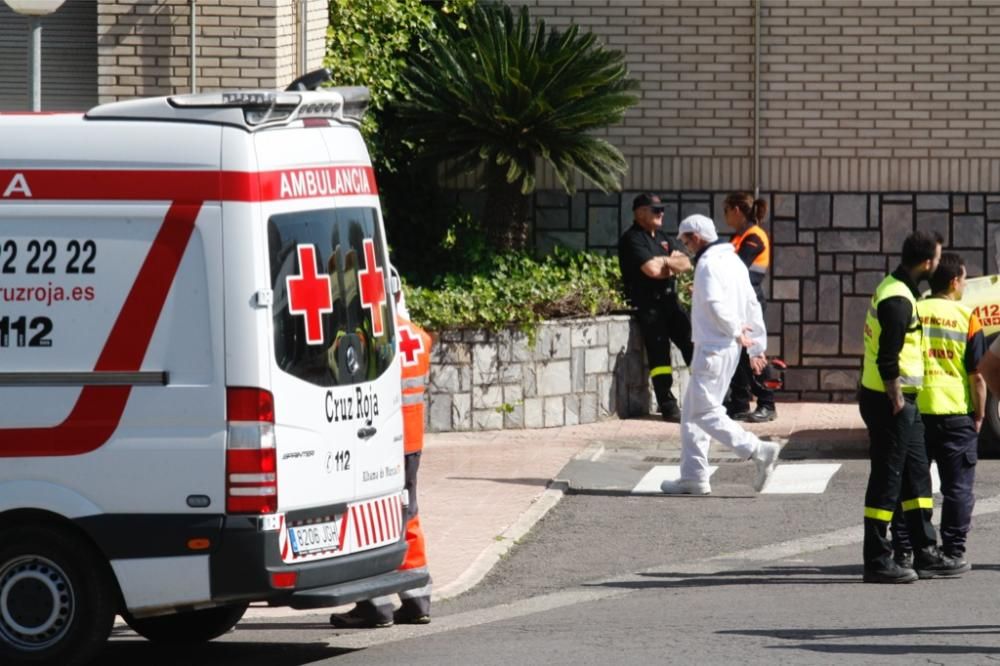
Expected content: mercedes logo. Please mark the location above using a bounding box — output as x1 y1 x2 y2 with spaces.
346 345 359 375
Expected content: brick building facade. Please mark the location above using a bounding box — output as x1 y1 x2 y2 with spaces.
479 0 1000 401
0 0 328 110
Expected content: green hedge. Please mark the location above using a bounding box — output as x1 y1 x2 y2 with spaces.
405 248 627 336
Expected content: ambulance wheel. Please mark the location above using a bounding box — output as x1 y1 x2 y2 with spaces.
0 525 115 666
980 392 1000 457
123 603 249 643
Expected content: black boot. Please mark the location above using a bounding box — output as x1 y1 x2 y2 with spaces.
914 545 970 579
659 399 680 422
862 560 918 584
893 550 914 570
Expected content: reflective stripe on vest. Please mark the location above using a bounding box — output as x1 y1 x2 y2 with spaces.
861 275 924 393
730 224 770 275
916 298 974 415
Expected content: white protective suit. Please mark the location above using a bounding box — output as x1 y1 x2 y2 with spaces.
680 241 768 483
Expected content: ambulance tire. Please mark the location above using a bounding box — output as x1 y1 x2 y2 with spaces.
122 602 249 644
0 525 116 666
980 391 1000 457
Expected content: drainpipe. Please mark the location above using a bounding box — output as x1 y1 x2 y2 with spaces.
753 0 760 198
190 0 197 93
297 0 307 76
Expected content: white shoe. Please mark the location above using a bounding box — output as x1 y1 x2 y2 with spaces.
752 440 780 492
660 478 711 495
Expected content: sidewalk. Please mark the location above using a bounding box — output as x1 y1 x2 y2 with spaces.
245 401 865 618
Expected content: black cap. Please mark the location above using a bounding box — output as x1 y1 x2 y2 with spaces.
632 192 665 212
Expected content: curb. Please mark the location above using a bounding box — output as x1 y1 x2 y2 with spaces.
432 478 569 602
431 443 602 600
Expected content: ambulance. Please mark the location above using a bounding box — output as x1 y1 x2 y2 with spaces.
0 80 423 665
963 274 1000 450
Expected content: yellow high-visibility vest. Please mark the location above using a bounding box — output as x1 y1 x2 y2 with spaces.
916 298 977 415
861 275 924 393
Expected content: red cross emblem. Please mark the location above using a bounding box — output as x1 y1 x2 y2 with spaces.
358 238 387 337
286 244 332 345
398 323 424 367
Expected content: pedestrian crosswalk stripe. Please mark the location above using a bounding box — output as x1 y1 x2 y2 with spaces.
759 463 841 494
632 465 717 494
630 461 938 496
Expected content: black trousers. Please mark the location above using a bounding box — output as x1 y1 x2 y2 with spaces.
728 348 776 412
727 297 773 412
892 413 978 557
859 387 937 568
636 297 693 409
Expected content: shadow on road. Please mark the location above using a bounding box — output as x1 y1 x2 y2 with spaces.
101 634 353 665
446 476 551 487
718 624 1000 657
780 428 868 460
589 563 863 589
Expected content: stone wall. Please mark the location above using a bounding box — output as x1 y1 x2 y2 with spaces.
477 187 999 403
426 315 684 432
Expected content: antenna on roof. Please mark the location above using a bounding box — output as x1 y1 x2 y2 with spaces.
285 68 332 92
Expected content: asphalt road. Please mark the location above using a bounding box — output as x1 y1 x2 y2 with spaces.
99 455 1000 665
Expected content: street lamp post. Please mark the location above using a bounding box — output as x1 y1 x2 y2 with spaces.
3 0 67 111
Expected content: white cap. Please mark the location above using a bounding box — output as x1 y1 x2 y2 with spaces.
677 214 718 242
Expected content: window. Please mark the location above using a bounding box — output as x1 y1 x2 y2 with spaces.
268 207 395 386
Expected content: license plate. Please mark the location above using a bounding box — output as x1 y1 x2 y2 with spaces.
288 520 339 555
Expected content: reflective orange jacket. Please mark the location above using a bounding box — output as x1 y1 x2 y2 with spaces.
398 317 431 455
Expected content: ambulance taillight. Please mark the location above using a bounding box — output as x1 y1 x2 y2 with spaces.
225 387 278 514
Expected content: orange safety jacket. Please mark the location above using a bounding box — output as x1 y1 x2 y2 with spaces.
396 315 432 573
398 317 432 455
730 223 771 278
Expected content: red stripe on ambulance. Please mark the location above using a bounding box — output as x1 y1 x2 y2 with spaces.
0 201 201 457
0 167 377 202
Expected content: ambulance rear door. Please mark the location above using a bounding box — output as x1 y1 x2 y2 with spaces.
248 125 403 519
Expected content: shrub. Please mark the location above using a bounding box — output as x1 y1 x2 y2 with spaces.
396 3 639 252
405 248 627 336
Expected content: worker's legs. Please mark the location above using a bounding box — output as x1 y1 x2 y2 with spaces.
679 343 761 482
927 415 977 558
396 452 431 622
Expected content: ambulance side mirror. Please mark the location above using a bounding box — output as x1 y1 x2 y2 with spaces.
389 266 402 301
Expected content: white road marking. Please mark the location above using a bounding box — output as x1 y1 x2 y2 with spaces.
631 464 717 494
759 463 841 494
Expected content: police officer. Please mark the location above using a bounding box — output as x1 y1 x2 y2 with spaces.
617 193 694 421
722 192 776 423
891 253 986 572
859 230 964 583
330 278 433 628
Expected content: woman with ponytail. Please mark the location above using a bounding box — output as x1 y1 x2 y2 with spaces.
723 192 776 422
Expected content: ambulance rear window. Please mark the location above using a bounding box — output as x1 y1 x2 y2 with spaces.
268 207 395 386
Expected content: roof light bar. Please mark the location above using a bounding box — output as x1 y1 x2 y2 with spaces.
167 90 349 127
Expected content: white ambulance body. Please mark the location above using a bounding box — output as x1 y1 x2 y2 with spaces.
0 88 420 665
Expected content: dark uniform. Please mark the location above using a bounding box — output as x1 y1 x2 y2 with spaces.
892 297 985 562
727 223 775 420
859 267 963 582
618 223 693 416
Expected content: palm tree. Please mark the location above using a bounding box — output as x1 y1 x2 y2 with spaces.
396 3 639 252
